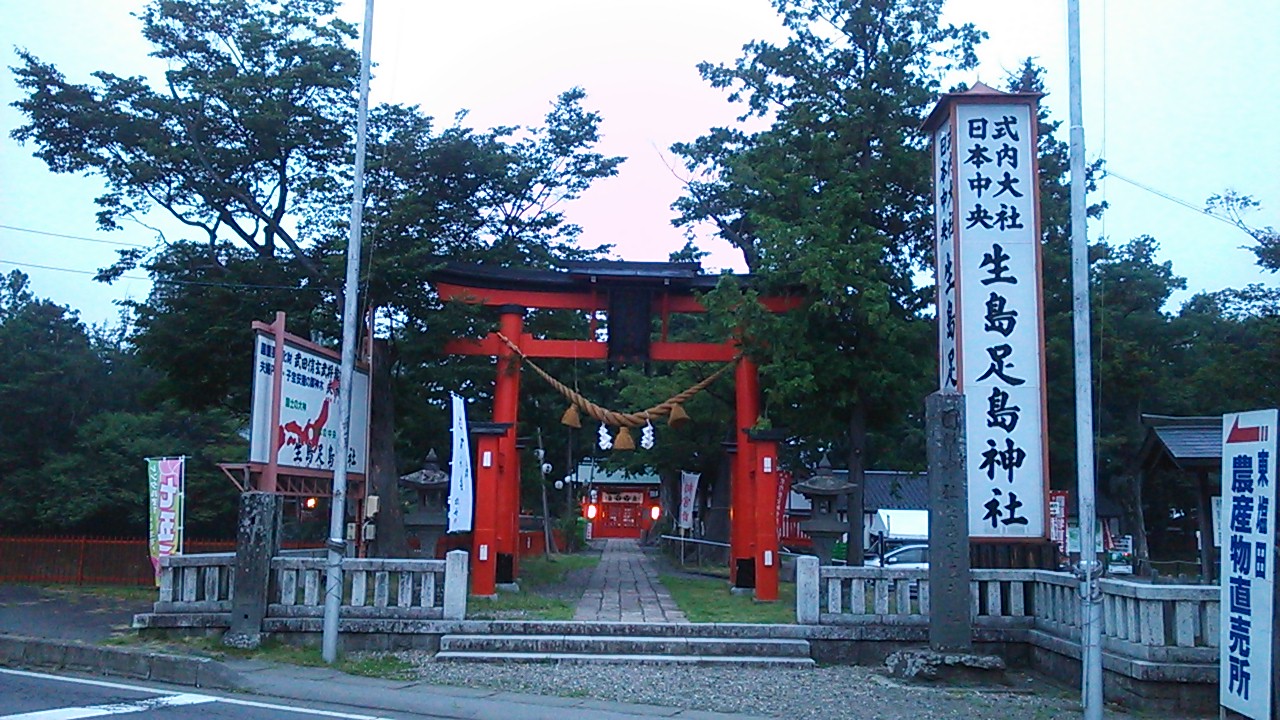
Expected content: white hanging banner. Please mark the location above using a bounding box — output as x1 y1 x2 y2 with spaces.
447 393 474 533
1219 409 1276 719
678 471 700 530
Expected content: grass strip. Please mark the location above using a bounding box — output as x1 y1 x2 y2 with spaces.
466 552 600 620
658 573 797 624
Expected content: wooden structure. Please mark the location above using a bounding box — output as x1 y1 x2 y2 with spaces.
576 461 662 540
435 260 799 600
1136 414 1223 582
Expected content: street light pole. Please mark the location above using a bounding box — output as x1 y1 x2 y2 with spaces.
1066 1 1104 716
322 0 375 665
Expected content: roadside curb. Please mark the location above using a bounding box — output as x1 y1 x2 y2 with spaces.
0 633 242 690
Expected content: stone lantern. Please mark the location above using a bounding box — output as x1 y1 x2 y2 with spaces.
793 454 856 565
400 449 450 557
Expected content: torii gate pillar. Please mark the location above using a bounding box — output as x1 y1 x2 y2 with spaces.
468 422 511 596
493 307 523 585
749 429 785 602
731 357 760 589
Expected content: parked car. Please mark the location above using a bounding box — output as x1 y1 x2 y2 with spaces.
866 543 929 569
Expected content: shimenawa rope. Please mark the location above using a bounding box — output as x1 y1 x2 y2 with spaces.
494 332 735 428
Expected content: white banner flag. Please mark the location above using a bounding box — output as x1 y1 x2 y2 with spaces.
447 393 474 533
678 471 700 531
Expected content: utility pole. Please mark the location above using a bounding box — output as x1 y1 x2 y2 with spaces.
322 0 375 665
1067 1 1104 716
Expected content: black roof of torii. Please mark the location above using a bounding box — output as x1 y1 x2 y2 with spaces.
430 260 735 294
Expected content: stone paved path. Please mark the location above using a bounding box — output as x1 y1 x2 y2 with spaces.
573 538 688 623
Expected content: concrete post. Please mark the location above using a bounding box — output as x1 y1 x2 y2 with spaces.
443 550 469 620
224 491 282 649
796 555 820 624
926 392 972 652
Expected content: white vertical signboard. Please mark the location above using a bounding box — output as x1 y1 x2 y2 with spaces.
1220 410 1276 719
928 85 1049 539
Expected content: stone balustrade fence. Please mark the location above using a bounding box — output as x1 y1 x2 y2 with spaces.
152 549 468 622
796 557 1220 672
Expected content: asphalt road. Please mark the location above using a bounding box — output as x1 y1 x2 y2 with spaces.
0 586 152 642
0 668 427 720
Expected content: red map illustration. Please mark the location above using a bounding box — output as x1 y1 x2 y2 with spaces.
277 377 340 452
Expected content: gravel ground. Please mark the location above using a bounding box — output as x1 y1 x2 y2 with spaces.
388 655 1192 720
396 542 1203 719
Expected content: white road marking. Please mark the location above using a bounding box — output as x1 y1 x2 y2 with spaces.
0 693 213 719
0 668 394 719
0 668 184 695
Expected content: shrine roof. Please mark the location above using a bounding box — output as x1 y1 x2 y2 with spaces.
431 260 736 294
1138 414 1222 471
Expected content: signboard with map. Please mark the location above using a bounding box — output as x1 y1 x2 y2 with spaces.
248 328 370 475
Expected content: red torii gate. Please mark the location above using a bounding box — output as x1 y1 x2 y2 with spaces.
435 261 799 601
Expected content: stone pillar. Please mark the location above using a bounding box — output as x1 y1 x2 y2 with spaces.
926 392 972 652
442 549 469 620
795 555 820 624
224 491 282 649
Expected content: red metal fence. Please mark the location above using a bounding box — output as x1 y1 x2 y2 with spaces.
0 537 318 586
0 532 570 587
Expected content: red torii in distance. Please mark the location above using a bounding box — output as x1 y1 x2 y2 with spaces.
435 261 800 601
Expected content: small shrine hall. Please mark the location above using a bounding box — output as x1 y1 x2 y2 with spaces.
434 260 799 601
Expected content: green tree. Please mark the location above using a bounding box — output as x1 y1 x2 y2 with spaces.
1205 191 1280 272
0 270 279 537
671 0 983 561
1177 285 1280 413
1089 236 1186 564
10 0 358 278
119 241 327 412
0 272 111 531
39 406 244 536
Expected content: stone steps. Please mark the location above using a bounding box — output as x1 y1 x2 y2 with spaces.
434 633 815 667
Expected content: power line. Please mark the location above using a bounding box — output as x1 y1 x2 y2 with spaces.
0 223 152 248
0 259 131 279
0 258 313 291
1102 170 1243 231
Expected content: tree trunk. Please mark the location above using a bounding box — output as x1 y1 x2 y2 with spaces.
370 338 407 557
845 394 867 566
704 455 731 562
1195 470 1214 583
1118 472 1150 575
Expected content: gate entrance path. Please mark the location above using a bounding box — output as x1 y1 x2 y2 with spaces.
573 539 687 623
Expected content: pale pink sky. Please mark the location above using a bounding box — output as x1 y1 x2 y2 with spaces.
2 0 1276 326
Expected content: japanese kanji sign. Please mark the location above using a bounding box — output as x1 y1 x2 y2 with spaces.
249 330 370 474
1219 409 1276 719
927 84 1048 539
